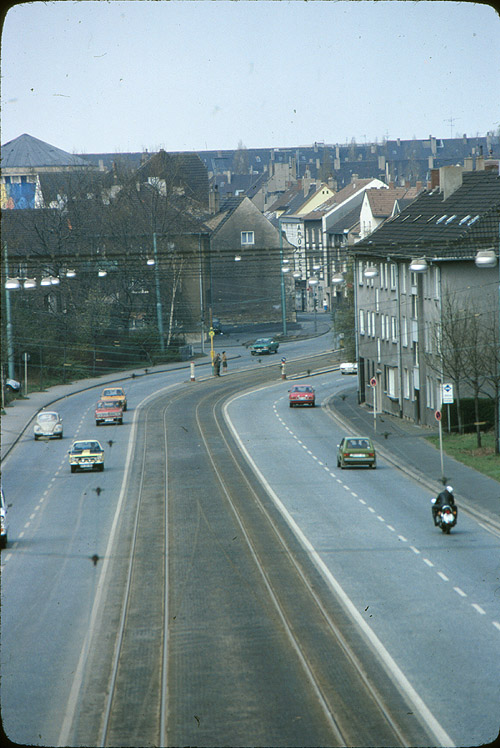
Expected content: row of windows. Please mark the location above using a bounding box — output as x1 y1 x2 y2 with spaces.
367 361 441 409
357 259 440 299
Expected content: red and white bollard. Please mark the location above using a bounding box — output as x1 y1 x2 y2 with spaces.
190 361 196 381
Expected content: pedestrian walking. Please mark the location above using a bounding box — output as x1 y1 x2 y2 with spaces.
213 352 221 376
222 351 227 373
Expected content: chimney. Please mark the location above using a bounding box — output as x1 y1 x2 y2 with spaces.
439 165 463 200
416 180 423 192
209 184 220 215
463 157 474 171
476 156 485 171
430 169 440 189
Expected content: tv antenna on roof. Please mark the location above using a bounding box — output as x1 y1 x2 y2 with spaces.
444 115 459 139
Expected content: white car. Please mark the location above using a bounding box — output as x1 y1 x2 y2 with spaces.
1 488 9 549
340 362 358 375
34 410 63 439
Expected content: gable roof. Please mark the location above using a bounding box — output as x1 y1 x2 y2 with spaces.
204 195 246 233
364 186 419 218
301 178 386 221
1 133 92 169
134 149 209 206
354 169 500 259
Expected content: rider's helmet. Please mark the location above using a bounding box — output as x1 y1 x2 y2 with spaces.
446 485 454 493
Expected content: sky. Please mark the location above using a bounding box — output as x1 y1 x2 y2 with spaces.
1 0 499 155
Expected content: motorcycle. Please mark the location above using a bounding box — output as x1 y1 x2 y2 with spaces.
431 498 458 534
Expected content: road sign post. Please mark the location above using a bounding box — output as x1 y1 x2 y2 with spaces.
435 409 445 483
370 377 377 432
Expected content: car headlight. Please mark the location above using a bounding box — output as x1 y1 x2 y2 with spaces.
55 425 62 432
34 425 41 432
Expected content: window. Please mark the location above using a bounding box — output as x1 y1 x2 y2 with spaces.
359 309 365 335
391 316 398 343
358 261 364 285
375 288 380 312
241 231 254 245
401 264 407 294
390 264 397 290
403 368 410 399
381 315 386 340
387 367 398 399
401 316 408 347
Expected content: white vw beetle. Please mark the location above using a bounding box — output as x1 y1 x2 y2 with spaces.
34 411 63 440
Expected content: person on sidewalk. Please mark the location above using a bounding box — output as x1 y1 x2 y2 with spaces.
222 351 227 374
213 353 221 376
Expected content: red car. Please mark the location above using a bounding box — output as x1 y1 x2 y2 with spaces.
95 400 123 426
288 385 315 408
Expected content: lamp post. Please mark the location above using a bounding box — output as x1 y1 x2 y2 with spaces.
3 244 16 380
308 276 319 332
475 243 500 454
279 221 287 337
152 232 165 352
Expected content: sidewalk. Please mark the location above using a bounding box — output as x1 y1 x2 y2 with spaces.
329 383 500 530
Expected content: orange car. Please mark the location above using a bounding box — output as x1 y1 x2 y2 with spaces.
288 385 315 408
100 386 127 411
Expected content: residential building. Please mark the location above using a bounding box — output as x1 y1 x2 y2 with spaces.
352 164 500 428
205 196 295 325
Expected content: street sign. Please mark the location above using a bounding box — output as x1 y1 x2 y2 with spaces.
370 377 377 387
435 410 442 421
281 357 286 363
441 383 454 404
209 329 215 338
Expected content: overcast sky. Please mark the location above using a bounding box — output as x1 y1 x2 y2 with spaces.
1 0 499 155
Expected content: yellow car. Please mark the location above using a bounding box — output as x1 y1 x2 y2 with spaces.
100 386 127 411
69 440 105 472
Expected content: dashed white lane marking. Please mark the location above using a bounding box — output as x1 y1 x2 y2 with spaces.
472 603 486 615
275 395 499 634
19 531 25 538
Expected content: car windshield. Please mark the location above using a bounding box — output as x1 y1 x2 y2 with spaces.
98 401 117 409
103 389 122 396
38 413 57 422
73 441 100 452
256 339 270 344
346 439 370 449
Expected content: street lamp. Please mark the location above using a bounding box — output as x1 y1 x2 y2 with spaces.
409 257 429 273
308 275 319 332
475 244 500 454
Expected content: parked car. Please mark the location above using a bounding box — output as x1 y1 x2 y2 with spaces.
69 440 105 472
288 385 315 407
34 410 63 439
337 436 376 469
212 317 222 334
95 400 123 426
340 362 358 375
1 488 9 549
100 386 127 411
250 337 279 355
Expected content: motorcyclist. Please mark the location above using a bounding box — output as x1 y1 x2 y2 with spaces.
432 485 455 525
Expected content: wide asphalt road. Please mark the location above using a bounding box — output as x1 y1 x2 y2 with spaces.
1 342 498 746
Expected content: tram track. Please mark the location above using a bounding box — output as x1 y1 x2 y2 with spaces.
67 353 445 746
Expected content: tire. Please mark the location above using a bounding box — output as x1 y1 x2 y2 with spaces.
371 463 377 469
0 535 7 550
96 421 100 426
311 402 315 407
34 434 39 440
289 402 293 408
98 464 104 472
119 418 123 424
71 465 76 473
59 433 63 439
